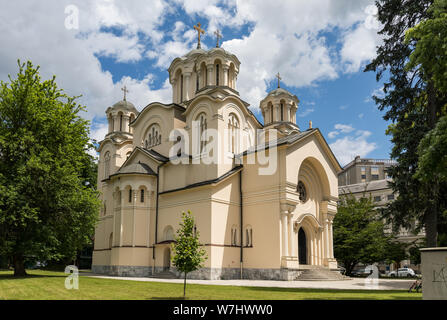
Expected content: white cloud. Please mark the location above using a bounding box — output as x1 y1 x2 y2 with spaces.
329 130 377 165
298 108 315 118
328 131 339 139
334 124 355 133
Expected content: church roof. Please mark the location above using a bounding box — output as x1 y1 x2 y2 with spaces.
339 179 392 194
109 100 138 113
266 87 299 101
112 161 157 177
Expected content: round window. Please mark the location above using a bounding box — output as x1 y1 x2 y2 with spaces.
298 181 307 202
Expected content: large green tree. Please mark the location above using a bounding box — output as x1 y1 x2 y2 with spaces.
0 61 100 276
365 0 447 247
333 194 400 276
172 211 207 297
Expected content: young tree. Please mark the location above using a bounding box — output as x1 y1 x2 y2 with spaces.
172 211 207 297
0 61 100 276
333 194 393 276
365 0 447 247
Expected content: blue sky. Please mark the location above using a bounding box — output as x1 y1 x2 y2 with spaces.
0 0 391 165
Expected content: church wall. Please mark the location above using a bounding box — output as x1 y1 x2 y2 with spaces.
210 175 241 269
157 188 213 268
285 135 338 200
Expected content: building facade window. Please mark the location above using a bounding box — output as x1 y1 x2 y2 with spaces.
298 181 307 202
374 195 381 202
387 194 395 201
361 166 366 182
228 113 239 154
140 189 145 203
104 152 111 179
128 189 132 203
146 124 161 149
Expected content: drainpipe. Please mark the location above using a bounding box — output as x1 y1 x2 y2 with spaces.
153 162 165 272
239 168 244 279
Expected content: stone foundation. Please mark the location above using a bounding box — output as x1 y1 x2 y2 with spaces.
92 265 304 280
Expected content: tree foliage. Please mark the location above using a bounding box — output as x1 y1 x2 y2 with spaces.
365 0 447 247
0 61 100 276
333 194 402 276
172 211 207 297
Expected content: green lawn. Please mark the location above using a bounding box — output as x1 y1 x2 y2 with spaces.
0 270 421 300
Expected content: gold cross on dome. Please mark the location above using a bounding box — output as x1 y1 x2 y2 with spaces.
121 85 129 101
214 29 222 48
194 23 205 49
276 72 282 88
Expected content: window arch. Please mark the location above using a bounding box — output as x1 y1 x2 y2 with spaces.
196 113 208 153
231 225 238 246
104 152 111 179
228 113 240 154
298 181 307 202
164 226 174 241
145 124 161 149
245 226 253 247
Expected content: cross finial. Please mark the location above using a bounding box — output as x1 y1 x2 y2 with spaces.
214 29 222 48
276 72 282 88
121 85 129 101
193 23 205 49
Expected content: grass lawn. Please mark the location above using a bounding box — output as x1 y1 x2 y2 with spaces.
0 269 422 300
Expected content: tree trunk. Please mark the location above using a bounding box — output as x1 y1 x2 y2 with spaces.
183 272 187 298
13 254 27 277
424 203 438 248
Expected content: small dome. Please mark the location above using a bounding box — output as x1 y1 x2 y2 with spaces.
112 100 137 112
267 88 297 99
184 48 206 57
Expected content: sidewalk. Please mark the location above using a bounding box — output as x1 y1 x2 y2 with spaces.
82 273 414 291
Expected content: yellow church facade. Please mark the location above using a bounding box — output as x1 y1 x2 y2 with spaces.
92 31 342 280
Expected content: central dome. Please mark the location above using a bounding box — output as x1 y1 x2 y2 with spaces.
168 46 241 104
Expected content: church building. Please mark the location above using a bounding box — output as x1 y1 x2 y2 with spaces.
92 24 342 280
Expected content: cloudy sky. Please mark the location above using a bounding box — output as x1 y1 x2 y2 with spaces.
0 0 390 165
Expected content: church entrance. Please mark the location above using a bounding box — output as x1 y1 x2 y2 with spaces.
298 228 307 265
163 247 171 271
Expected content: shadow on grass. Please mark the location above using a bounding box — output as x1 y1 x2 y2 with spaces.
151 297 188 300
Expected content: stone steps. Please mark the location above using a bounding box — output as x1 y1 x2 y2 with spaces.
295 268 350 281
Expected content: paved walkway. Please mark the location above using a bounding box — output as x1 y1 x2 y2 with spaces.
82 273 415 291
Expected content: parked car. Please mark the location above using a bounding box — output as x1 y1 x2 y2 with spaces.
388 268 416 278
351 268 372 277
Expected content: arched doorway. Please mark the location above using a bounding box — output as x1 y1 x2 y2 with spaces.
163 247 171 271
298 228 307 265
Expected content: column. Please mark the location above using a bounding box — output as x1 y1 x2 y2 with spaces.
325 218 330 260
184 72 191 101
172 79 177 103
207 64 214 86
329 218 334 259
286 103 292 122
113 114 119 132
318 231 323 265
281 211 288 257
222 65 229 86
274 103 280 122
288 214 294 256
123 115 130 133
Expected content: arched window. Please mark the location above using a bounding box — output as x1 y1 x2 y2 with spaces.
197 113 207 153
180 74 184 102
270 106 274 123
120 114 123 131
104 152 111 179
128 188 132 203
140 189 145 203
245 226 253 247
146 124 161 149
164 226 174 241
216 64 220 86
231 225 238 246
298 181 307 202
103 202 107 216
228 113 240 154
